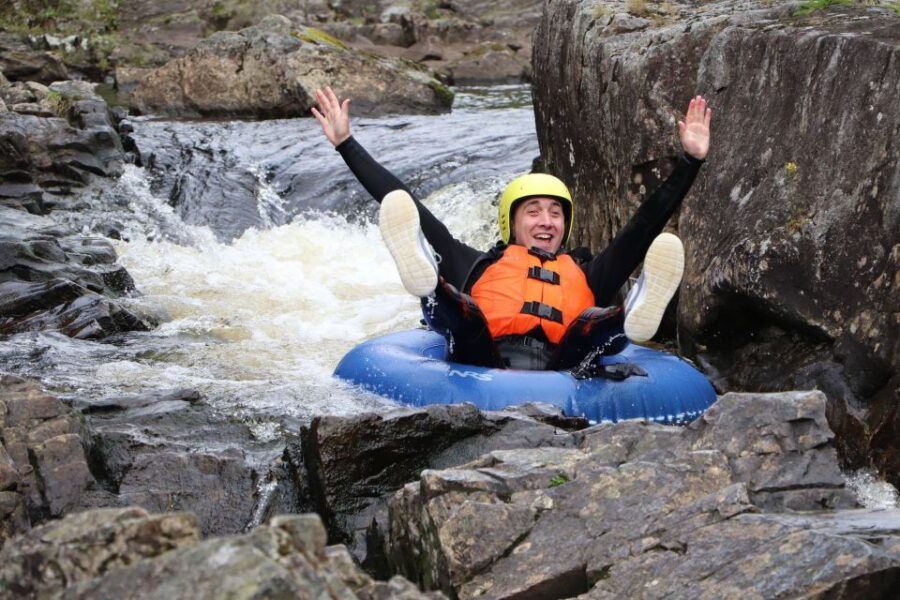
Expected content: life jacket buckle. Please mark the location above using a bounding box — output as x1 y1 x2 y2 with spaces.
527 246 557 262
527 266 561 285
520 301 563 324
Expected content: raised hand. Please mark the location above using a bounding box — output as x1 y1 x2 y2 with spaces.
311 86 351 147
678 95 712 160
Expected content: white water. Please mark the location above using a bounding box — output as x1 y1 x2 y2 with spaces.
105 171 506 426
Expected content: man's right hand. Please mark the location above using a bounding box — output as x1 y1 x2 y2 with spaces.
312 86 351 147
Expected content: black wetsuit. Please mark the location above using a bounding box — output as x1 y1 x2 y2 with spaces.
336 136 704 369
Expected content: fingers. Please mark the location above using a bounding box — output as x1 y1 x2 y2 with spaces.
341 98 351 116
326 86 341 113
311 106 327 128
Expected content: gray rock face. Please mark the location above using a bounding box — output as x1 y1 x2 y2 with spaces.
531 1 900 486
84 386 285 537
0 375 100 546
0 507 444 600
0 507 199 599
132 15 453 118
386 391 900 599
296 403 583 574
0 79 153 340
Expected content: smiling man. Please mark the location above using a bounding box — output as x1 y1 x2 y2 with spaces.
314 87 711 370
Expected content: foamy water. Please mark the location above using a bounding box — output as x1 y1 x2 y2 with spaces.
101 170 507 425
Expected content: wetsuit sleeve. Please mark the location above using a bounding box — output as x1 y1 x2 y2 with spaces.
584 153 704 306
335 136 483 289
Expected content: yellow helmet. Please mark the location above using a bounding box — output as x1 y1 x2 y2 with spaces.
498 173 574 245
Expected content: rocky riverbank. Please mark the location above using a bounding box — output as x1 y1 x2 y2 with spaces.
0 0 543 114
3 375 899 598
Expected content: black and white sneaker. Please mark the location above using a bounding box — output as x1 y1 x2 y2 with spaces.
379 190 439 297
623 232 684 343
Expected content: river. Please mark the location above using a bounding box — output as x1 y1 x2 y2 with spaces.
0 85 537 436
0 84 895 510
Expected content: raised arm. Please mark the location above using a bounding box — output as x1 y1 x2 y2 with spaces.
584 96 712 305
311 87 483 287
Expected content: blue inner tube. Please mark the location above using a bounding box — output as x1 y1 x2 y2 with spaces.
334 329 716 424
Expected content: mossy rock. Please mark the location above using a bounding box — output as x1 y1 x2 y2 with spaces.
295 26 348 50
428 80 454 106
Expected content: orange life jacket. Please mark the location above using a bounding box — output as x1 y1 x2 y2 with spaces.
470 245 595 344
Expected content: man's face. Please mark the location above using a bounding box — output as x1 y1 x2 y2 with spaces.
512 197 565 253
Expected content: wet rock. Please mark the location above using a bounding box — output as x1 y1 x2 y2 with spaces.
0 507 444 600
298 403 581 573
386 391 897 598
0 233 151 339
132 15 452 119
531 0 900 486
85 390 269 536
1 292 152 338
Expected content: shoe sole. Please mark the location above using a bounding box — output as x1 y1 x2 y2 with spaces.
624 232 684 342
379 190 438 297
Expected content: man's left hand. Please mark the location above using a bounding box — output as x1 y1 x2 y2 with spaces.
679 95 712 160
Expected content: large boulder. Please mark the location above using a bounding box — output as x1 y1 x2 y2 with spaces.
386 391 900 599
295 402 587 574
132 15 453 118
0 507 444 599
531 1 900 484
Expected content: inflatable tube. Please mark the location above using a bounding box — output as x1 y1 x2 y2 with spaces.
334 329 716 424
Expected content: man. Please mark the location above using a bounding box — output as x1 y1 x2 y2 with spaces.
313 87 711 371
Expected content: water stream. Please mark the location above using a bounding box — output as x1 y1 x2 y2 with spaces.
0 85 537 434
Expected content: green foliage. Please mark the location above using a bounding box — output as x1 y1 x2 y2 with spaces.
549 474 569 487
784 161 799 178
793 0 854 16
0 0 119 34
885 1 900 13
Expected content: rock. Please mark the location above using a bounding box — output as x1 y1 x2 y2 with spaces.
0 232 151 339
531 0 900 486
447 43 530 85
9 102 55 117
0 110 124 198
685 390 858 510
298 403 582 573
85 390 270 537
0 33 68 83
0 374 98 545
0 97 6 113
132 15 452 119
0 507 200 599
0 508 444 599
385 391 896 598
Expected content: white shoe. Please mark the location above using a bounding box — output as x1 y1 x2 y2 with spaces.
623 232 684 343
379 190 439 297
